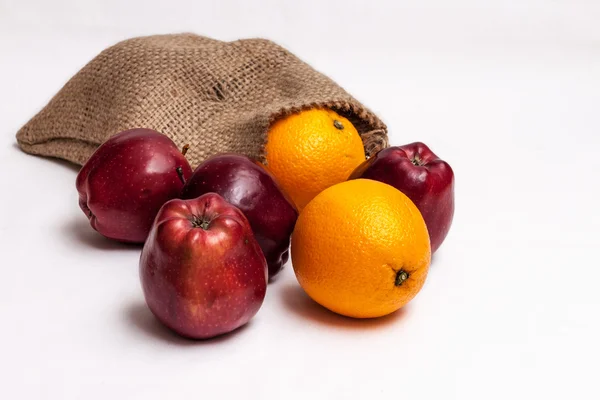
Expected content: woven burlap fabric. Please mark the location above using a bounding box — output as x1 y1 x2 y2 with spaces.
16 33 388 168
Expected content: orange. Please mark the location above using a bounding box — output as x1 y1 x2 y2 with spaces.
264 108 366 211
291 179 431 318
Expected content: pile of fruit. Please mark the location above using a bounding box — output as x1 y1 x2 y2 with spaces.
76 108 454 339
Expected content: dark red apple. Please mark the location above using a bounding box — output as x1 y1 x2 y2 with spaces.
76 128 192 243
349 142 454 253
139 193 268 339
181 154 297 279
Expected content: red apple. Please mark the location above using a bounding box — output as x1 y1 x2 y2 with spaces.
349 142 454 253
76 128 192 243
181 154 297 279
139 193 268 339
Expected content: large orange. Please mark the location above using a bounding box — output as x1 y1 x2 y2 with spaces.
291 179 431 318
264 108 365 211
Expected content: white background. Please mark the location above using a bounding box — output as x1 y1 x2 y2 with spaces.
1 0 599 398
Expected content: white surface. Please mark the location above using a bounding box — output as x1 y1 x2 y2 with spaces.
1 1 600 399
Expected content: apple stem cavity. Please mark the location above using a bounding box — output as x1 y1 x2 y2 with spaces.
181 144 190 156
191 216 211 230
395 270 409 286
411 156 424 166
176 166 186 185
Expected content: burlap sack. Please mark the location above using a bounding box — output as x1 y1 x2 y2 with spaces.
16 33 388 168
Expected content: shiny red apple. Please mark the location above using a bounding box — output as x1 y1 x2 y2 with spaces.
76 128 192 243
139 193 268 339
349 142 454 253
181 154 297 279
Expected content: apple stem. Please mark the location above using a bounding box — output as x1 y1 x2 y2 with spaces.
181 144 190 156
176 167 186 185
395 270 409 286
